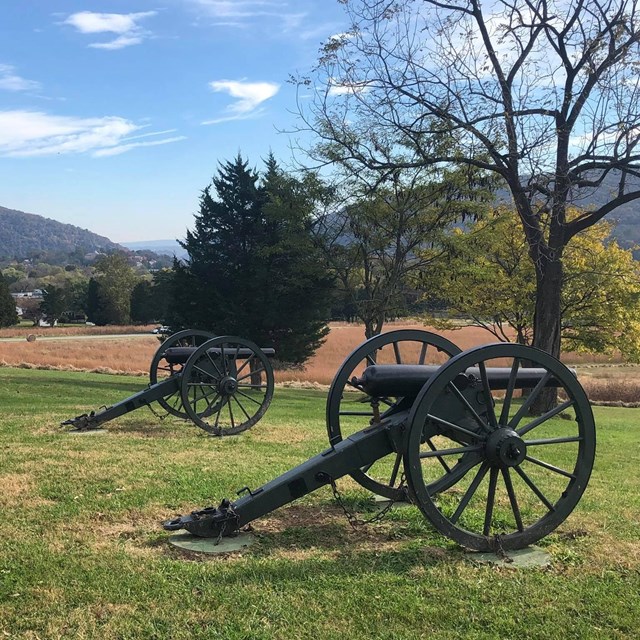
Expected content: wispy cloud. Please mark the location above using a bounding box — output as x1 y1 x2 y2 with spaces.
62 11 156 49
94 135 187 157
203 80 280 124
327 77 368 96
189 1 305 30
0 64 41 92
0 110 184 158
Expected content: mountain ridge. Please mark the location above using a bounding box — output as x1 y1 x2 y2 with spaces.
0 205 122 260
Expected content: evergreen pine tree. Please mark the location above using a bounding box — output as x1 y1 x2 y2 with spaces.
169 154 333 364
0 271 18 327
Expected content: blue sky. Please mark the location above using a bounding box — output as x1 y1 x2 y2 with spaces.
0 1 348 242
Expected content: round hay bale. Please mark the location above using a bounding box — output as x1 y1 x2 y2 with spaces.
26 334 36 342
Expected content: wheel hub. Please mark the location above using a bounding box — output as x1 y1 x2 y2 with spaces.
485 427 526 467
218 376 238 395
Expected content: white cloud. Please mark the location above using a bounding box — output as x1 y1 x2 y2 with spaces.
63 11 156 49
94 136 187 157
204 80 279 123
0 64 41 92
0 110 183 158
189 1 305 30
90 35 144 50
327 78 368 96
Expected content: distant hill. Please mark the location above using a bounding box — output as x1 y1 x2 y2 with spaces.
0 205 121 259
121 239 188 260
496 171 640 249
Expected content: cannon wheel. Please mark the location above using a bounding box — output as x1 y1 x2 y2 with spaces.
149 330 216 419
403 343 596 551
327 329 462 500
180 336 274 436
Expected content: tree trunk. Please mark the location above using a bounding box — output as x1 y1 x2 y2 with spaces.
531 254 563 412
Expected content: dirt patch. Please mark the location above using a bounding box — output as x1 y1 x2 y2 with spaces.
0 473 54 508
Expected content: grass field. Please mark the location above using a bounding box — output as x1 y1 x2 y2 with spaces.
0 367 638 639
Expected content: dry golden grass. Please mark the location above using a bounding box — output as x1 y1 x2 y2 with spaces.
275 321 497 385
0 335 158 375
1 321 638 401
0 323 155 339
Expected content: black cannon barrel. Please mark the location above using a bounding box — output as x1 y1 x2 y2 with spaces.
163 346 276 366
356 364 572 398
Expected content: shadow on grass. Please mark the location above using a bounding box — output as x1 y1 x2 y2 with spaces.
153 502 456 577
160 530 456 580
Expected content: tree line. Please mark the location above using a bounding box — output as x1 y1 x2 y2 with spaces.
3 145 639 369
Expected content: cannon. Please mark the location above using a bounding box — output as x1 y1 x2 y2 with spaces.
164 330 595 551
62 332 275 436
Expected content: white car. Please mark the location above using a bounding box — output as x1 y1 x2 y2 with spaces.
152 325 171 334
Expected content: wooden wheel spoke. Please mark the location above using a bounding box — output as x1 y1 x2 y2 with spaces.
502 468 524 531
191 363 216 380
388 453 402 487
233 395 252 421
525 455 576 479
236 389 264 407
213 397 228 431
237 367 266 382
508 371 553 429
228 399 235 430
200 388 221 411
426 413 483 441
478 361 498 429
513 465 555 512
393 341 402 364
499 358 520 425
426 438 452 473
517 400 575 437
446 381 490 432
420 444 483 459
483 467 499 536
204 350 224 377
450 461 489 524
235 356 253 378
524 435 582 446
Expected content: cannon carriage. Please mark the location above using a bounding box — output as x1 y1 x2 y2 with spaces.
62 331 275 436
165 330 595 552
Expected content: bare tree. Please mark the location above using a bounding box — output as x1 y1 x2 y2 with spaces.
315 165 490 338
297 0 640 363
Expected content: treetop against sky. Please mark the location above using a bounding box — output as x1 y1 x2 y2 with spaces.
0 1 348 242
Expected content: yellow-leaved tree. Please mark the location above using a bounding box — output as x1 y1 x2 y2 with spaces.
421 207 640 360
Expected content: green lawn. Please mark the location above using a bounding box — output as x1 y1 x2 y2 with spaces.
0 367 638 639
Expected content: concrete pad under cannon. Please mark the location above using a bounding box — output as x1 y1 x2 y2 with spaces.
168 531 256 555
373 494 410 506
468 545 551 568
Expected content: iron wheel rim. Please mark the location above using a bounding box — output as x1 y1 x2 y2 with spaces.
149 329 215 419
180 336 274 436
404 343 596 551
326 329 462 499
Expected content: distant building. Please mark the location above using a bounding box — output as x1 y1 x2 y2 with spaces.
11 290 44 299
